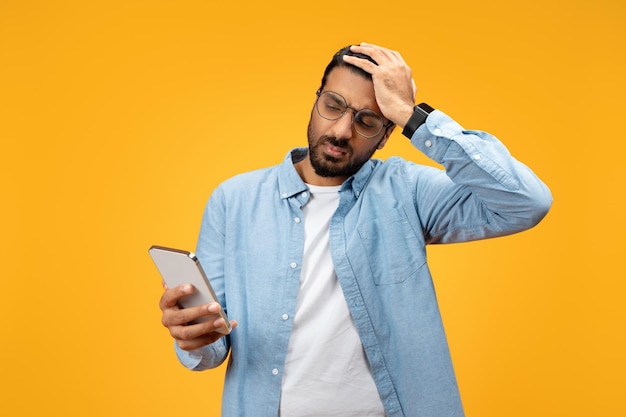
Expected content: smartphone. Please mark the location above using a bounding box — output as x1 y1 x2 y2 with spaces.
148 245 231 335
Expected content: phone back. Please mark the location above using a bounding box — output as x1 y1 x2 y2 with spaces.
148 245 230 333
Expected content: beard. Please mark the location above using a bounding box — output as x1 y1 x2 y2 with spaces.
307 121 380 179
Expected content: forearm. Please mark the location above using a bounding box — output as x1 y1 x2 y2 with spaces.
174 188 231 371
408 110 552 243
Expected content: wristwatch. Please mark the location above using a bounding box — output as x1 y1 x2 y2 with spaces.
402 103 435 139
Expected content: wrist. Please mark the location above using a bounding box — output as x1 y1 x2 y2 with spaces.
396 105 416 129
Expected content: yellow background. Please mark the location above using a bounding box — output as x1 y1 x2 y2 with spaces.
1 0 624 415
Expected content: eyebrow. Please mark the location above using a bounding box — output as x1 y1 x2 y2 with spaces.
325 90 378 113
325 91 346 106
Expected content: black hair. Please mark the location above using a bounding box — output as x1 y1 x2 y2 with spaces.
318 45 378 92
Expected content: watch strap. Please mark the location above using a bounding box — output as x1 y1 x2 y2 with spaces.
402 103 434 138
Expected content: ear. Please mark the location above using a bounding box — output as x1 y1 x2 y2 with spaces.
376 124 396 149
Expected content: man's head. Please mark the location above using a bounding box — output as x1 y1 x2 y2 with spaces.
303 46 394 184
318 46 378 92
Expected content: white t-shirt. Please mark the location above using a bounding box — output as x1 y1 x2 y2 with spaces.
279 184 385 417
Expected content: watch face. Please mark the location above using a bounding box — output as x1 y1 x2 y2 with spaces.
402 107 429 138
412 109 428 122
417 103 434 114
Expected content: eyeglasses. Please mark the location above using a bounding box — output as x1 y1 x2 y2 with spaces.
315 90 393 138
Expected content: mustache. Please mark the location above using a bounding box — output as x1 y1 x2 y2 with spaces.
320 135 351 151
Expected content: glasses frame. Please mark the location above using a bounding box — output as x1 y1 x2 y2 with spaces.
315 90 393 139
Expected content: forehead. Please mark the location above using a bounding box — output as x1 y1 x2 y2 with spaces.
322 66 378 110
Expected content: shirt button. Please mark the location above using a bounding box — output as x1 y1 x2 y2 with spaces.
301 192 307 198
424 140 432 148
294 217 301 223
290 262 297 269
282 314 289 320
473 153 481 160
433 128 442 136
272 368 279 375
281 193 288 198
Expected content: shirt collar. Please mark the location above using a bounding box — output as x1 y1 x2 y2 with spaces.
277 148 309 199
277 147 378 200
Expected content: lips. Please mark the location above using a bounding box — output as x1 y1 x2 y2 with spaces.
323 141 348 158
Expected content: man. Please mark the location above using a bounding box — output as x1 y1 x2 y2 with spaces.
159 43 552 416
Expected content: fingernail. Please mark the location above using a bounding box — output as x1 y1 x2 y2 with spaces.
182 284 192 292
208 303 220 313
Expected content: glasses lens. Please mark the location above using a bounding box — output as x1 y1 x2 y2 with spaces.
354 110 383 138
317 91 346 120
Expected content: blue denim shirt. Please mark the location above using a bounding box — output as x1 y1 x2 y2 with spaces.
175 110 552 417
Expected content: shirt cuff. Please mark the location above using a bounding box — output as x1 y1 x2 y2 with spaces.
409 110 459 163
174 338 229 371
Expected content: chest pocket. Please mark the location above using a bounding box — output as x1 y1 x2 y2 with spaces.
357 211 426 285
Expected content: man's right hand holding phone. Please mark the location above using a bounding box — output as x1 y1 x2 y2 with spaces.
159 283 238 351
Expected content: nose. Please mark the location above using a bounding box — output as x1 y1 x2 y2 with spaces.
329 110 355 140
